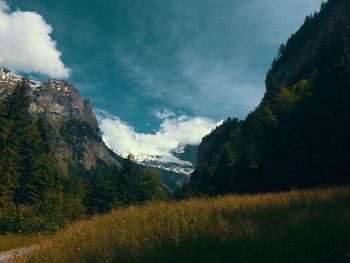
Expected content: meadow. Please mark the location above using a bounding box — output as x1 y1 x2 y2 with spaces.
18 186 350 263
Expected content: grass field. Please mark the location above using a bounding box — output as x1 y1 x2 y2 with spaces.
0 234 40 252
18 186 350 263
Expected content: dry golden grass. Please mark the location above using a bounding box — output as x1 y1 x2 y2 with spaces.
0 234 40 252
19 186 350 263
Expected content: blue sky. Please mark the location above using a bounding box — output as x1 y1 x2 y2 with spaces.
1 0 323 157
7 0 322 129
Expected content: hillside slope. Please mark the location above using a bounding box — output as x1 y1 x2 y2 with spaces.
192 0 350 195
18 186 350 263
0 69 190 189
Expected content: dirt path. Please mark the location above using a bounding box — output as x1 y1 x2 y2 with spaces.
0 245 38 263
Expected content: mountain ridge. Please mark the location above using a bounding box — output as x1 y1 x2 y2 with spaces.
0 67 122 176
0 67 190 189
191 0 350 195
119 144 198 176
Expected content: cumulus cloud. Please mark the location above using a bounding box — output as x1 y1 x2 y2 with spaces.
96 109 221 157
0 1 70 78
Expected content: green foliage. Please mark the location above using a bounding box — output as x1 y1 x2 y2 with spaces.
154 168 189 192
0 81 85 233
0 82 170 232
192 0 350 195
173 182 194 200
85 170 115 214
140 168 168 201
85 155 167 215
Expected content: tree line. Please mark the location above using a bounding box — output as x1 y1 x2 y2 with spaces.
0 82 166 233
186 0 350 196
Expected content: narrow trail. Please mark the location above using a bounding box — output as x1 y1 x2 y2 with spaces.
0 245 38 263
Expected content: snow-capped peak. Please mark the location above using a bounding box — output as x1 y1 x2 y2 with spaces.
115 143 198 176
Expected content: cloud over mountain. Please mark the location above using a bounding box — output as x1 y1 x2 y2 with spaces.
96 109 221 157
0 1 70 78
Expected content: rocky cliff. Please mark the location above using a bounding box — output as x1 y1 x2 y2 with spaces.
0 67 122 176
266 0 345 96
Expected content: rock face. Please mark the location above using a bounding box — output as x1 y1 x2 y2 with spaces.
266 0 345 96
0 68 121 175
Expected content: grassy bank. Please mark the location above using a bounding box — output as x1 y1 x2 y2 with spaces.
0 234 40 252
19 186 350 263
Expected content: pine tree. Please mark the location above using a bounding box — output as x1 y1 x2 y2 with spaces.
85 170 115 214
16 120 57 204
0 80 87 232
0 81 31 205
0 117 20 205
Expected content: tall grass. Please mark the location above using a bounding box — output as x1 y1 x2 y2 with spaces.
0 234 40 252
19 186 350 263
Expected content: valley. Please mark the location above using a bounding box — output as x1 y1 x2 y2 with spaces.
0 0 350 262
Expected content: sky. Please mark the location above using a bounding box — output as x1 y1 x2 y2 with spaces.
1 0 323 157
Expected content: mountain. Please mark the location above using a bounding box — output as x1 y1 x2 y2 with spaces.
120 144 197 191
171 144 198 168
0 67 188 190
0 67 122 176
136 144 198 176
0 77 168 233
191 0 350 195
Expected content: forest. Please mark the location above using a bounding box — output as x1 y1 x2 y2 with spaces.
189 0 350 196
1 0 350 237
0 82 166 233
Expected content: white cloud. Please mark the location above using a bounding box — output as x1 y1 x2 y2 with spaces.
96 109 222 157
0 1 70 78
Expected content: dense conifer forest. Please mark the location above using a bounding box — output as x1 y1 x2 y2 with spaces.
190 0 350 196
1 0 350 239
0 82 166 233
